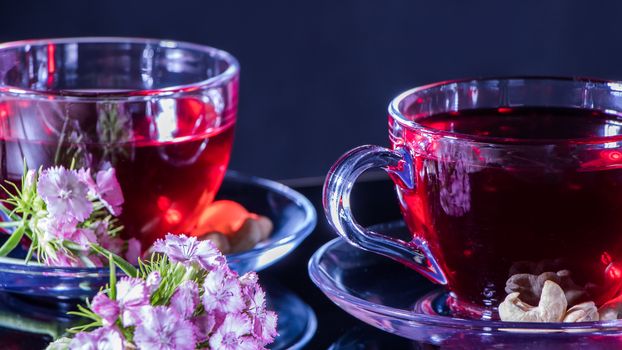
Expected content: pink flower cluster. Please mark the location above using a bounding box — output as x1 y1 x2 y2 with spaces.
33 166 139 266
67 234 277 350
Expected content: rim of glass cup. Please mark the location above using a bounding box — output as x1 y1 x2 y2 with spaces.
0 37 240 101
388 76 622 145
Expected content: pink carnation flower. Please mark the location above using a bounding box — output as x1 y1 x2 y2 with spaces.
248 287 267 316
95 167 124 216
77 168 97 196
134 306 196 350
77 167 124 216
98 235 124 257
239 272 278 344
193 313 217 344
209 313 257 350
36 216 78 241
239 271 259 287
70 228 97 249
86 278 149 328
96 222 124 256
240 272 265 313
146 271 162 294
252 310 278 345
170 280 199 319
153 233 224 270
202 266 245 314
44 249 76 267
91 292 120 326
37 167 93 222
96 224 141 264
116 277 150 327
125 238 141 264
69 326 124 350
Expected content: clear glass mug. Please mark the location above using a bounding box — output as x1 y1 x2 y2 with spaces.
324 78 622 314
0 37 239 246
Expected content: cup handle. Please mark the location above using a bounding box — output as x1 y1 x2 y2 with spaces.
323 145 447 285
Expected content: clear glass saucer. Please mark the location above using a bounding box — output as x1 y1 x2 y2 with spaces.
265 281 317 350
309 221 622 347
0 171 316 299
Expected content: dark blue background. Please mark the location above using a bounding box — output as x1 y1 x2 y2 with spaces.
1 0 621 180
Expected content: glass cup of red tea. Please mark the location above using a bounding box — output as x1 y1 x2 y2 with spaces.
0 37 238 246
324 77 622 316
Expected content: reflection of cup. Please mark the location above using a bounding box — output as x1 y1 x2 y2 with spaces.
0 38 239 245
324 78 622 312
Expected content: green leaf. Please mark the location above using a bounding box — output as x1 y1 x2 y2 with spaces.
0 223 26 257
67 320 101 334
90 243 137 277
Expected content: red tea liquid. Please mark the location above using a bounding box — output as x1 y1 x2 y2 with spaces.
115 124 234 245
397 107 622 308
0 98 235 246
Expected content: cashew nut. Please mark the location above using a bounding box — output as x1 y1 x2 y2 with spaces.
499 292 543 322
563 301 599 322
505 270 588 307
499 280 567 322
598 295 622 321
200 232 231 254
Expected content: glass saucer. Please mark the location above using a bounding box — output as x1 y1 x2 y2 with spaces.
0 280 316 349
0 171 316 299
328 326 421 350
309 221 622 347
265 281 317 350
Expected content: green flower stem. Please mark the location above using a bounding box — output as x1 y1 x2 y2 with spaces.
88 243 137 277
24 244 35 264
0 222 20 228
0 222 26 257
53 117 69 166
109 253 117 300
